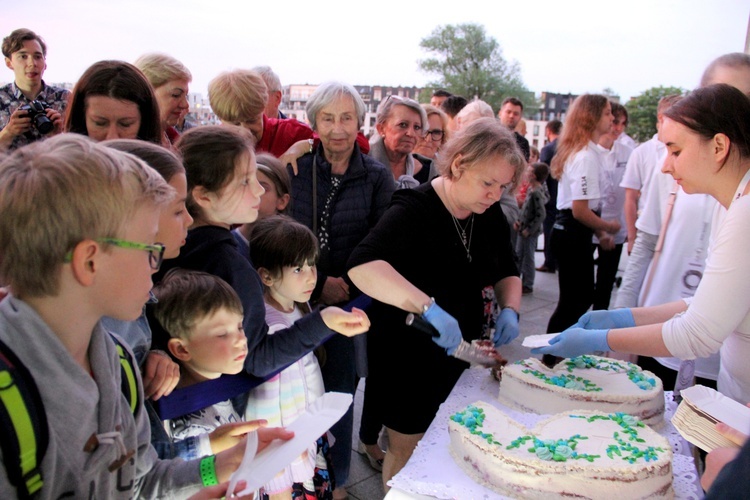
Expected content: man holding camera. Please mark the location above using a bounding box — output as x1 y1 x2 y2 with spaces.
1 28 68 151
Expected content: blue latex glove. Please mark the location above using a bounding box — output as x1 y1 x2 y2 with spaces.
493 308 520 347
422 301 462 355
530 328 610 358
573 309 635 330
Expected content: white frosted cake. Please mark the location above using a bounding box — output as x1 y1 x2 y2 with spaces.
498 355 664 426
449 402 673 499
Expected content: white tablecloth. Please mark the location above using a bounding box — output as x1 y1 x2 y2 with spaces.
387 367 702 499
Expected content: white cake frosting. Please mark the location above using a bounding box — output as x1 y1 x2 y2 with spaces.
449 402 674 499
498 355 665 426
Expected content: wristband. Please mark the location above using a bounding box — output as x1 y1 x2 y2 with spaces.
421 297 436 315
307 138 314 154
501 305 520 320
199 455 218 487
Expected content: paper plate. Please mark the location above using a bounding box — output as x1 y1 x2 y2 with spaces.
228 391 353 496
680 385 750 434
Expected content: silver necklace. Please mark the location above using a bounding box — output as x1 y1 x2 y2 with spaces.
440 179 475 262
451 213 474 262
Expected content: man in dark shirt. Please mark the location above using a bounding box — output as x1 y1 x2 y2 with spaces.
497 96 530 161
538 119 562 273
0 28 68 151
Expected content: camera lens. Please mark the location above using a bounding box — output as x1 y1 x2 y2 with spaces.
34 114 54 135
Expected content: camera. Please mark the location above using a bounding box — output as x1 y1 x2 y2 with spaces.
19 100 53 135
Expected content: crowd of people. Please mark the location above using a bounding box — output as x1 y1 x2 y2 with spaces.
1 25 749 499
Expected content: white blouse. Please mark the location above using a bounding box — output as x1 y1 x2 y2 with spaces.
662 193 750 403
556 141 607 211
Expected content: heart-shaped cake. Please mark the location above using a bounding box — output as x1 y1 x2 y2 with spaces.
449 402 673 499
498 355 664 426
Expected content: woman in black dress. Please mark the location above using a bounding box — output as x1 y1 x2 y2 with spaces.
347 118 524 491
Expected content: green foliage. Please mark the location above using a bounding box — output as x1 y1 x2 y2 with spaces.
624 86 685 143
418 23 530 114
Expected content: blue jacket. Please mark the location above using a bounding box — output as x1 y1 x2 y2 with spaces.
289 144 395 298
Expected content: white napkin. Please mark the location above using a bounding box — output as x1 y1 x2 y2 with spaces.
522 333 560 348
227 392 353 496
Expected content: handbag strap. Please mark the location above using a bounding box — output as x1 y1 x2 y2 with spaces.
312 153 317 236
641 180 679 300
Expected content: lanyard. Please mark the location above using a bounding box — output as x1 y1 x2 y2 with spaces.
730 168 750 208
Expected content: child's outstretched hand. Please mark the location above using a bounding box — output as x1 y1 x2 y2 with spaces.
143 349 180 400
209 420 268 454
320 306 370 337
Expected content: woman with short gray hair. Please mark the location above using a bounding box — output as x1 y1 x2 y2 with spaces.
288 81 395 499
370 94 432 189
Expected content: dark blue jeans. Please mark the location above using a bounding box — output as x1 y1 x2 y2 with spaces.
320 334 358 488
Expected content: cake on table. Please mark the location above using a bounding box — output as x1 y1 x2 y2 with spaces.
498 355 665 426
449 402 673 499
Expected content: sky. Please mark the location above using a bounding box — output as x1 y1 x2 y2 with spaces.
2 0 749 103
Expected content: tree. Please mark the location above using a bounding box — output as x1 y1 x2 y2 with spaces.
625 86 685 143
418 23 530 113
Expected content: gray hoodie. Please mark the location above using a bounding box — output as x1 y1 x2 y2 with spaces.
0 296 202 499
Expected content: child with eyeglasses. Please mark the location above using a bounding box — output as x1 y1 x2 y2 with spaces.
0 134 270 498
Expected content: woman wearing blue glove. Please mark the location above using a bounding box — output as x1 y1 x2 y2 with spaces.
347 118 523 491
545 94 620 333
534 84 750 405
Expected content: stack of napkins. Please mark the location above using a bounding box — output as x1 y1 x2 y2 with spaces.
672 385 750 452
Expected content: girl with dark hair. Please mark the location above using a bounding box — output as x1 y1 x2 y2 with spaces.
535 84 750 405
248 215 334 499
546 94 620 333
64 60 162 143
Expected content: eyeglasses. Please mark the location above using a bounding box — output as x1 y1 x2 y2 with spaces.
64 238 166 271
425 129 444 141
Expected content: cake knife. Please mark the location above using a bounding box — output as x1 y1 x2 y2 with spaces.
405 313 498 367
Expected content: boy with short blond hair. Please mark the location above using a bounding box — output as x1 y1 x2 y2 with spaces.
151 269 255 458
0 134 248 498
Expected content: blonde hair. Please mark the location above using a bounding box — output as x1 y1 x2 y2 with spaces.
551 94 609 180
422 103 450 144
0 134 173 297
456 99 494 126
208 69 268 123
435 117 526 185
134 52 192 88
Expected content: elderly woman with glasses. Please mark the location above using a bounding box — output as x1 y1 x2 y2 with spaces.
289 81 395 499
370 95 434 189
413 104 449 169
